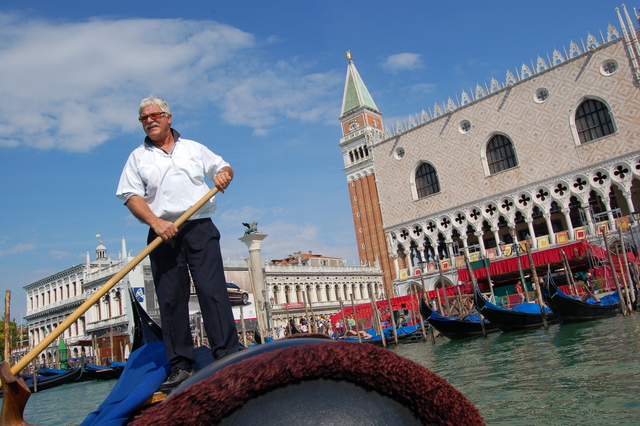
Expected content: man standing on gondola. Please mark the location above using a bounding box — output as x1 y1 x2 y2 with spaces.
116 96 242 393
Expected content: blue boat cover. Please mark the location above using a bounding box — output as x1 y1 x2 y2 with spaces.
337 322 423 342
463 314 483 322
429 311 462 322
486 298 552 314
85 364 111 372
511 303 551 314
555 287 620 306
81 342 170 426
36 367 68 375
597 291 620 305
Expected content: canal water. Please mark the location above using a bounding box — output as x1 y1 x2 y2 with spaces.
18 314 640 425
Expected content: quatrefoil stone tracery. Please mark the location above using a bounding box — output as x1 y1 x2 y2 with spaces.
573 177 587 191
518 194 531 206
535 188 549 201
613 165 629 180
592 171 608 185
554 183 568 196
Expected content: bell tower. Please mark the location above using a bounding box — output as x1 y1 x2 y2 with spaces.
339 52 394 291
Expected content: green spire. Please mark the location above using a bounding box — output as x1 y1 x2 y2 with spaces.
341 52 379 117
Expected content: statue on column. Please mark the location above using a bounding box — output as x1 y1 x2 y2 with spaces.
242 221 259 236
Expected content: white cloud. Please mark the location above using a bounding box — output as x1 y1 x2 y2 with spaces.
220 69 341 134
50 250 74 260
382 53 424 73
0 14 341 151
0 243 36 258
411 83 437 95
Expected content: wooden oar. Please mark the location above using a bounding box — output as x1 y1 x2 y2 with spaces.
10 186 220 376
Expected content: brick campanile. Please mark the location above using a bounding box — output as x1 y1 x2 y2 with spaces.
338 52 395 293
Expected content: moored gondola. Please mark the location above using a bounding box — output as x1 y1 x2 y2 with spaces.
543 279 620 323
1 368 84 399
419 297 498 340
336 322 426 346
10 367 83 397
81 363 124 381
473 287 558 332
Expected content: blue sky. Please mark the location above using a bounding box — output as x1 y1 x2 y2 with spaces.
0 0 630 317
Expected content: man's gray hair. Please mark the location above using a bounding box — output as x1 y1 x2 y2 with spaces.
139 96 172 115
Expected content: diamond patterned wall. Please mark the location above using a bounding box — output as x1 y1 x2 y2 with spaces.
372 39 640 230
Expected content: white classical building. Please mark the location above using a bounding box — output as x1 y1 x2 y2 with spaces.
264 260 384 329
22 238 154 366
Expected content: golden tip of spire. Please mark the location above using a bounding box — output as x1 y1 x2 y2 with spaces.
346 50 351 60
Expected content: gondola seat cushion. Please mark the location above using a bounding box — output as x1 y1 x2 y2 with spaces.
130 338 483 425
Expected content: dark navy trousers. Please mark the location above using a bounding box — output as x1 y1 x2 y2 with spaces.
148 218 240 369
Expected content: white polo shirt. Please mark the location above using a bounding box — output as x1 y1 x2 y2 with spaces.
116 130 229 222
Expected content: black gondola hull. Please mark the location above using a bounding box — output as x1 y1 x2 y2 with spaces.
23 367 83 394
419 298 498 340
544 282 620 323
473 288 558 332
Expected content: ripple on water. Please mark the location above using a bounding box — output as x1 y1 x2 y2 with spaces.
392 314 640 425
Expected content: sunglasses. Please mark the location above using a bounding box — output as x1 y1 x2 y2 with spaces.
138 112 167 122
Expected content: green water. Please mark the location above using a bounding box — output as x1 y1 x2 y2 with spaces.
16 314 640 425
23 379 116 425
394 313 640 425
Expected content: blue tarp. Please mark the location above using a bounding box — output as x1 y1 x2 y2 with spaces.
558 287 620 306
485 299 553 314
463 314 483 323
81 342 170 426
429 310 485 323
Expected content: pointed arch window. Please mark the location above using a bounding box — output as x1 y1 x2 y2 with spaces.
487 134 518 174
416 162 440 198
575 99 614 143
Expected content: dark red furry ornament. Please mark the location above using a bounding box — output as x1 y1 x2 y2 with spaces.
130 339 483 425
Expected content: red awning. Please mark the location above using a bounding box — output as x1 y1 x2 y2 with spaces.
457 241 591 281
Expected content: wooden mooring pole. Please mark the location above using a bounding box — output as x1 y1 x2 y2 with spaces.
524 243 548 329
463 252 487 337
4 291 10 363
602 231 628 315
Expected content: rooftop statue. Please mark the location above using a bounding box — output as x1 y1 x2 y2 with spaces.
242 221 259 235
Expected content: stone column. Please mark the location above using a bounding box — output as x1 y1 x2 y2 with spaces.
561 207 575 240
329 284 337 302
582 205 595 236
492 228 503 256
622 190 636 214
474 232 486 257
239 232 269 341
603 197 616 230
544 213 556 245
392 255 400 279
525 220 537 249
